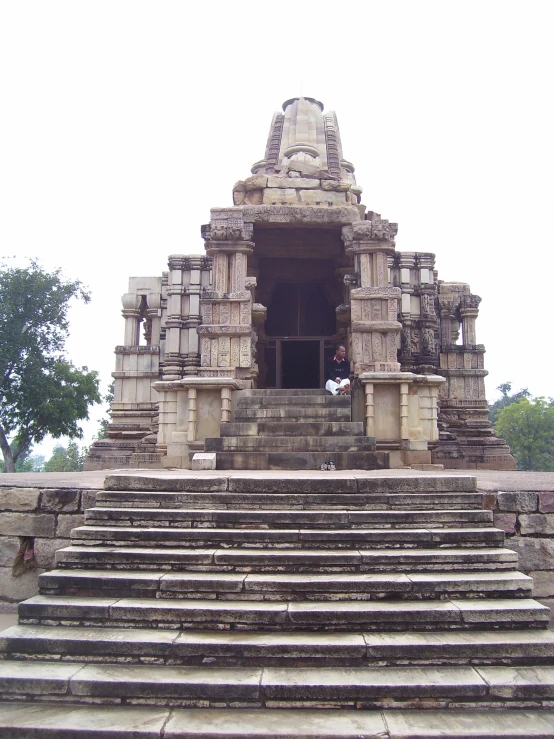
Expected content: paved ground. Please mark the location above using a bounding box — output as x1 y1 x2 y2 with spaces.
0 468 553 491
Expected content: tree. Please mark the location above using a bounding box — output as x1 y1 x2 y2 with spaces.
495 397 554 471
95 381 115 440
0 260 101 473
489 382 531 426
43 441 86 472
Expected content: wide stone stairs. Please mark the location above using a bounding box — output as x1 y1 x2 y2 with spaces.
1 473 554 737
204 389 389 471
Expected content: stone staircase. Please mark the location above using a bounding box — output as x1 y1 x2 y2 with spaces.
1 472 554 737
205 389 389 471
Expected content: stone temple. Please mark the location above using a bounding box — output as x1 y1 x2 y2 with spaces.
85 96 515 472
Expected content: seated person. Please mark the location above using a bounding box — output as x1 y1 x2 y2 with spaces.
325 344 351 395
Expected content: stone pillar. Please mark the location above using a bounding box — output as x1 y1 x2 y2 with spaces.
344 219 402 375
163 255 212 381
436 283 516 469
121 293 141 345
200 220 256 384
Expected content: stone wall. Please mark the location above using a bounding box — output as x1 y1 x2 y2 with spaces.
485 489 554 613
0 486 96 612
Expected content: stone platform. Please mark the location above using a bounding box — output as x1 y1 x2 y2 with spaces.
0 471 554 736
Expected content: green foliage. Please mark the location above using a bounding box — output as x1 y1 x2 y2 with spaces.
43 441 86 472
489 382 531 426
495 397 554 471
0 260 101 472
95 381 115 441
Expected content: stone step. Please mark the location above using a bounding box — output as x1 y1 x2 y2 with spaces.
38 569 533 601
55 546 519 572
234 407 352 420
214 451 389 470
96 490 486 511
221 422 365 437
1 704 553 738
69 525 505 549
205 436 376 452
2 660 554 707
103 474 478 494
5 625 553 667
84 507 493 529
18 595 550 630
236 395 351 408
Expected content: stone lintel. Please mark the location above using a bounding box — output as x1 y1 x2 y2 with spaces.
153 377 242 393
442 344 486 353
200 293 251 303
197 325 252 337
241 204 359 226
351 320 402 333
115 346 160 354
360 372 445 385
438 369 488 377
348 241 396 255
351 286 401 299
205 241 254 255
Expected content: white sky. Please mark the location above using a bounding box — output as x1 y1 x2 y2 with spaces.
1 0 553 457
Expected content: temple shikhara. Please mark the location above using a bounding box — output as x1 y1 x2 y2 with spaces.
85 97 514 471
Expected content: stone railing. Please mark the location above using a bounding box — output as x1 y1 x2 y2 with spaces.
484 490 554 614
0 486 97 612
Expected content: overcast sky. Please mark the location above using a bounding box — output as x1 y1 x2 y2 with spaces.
1 0 553 456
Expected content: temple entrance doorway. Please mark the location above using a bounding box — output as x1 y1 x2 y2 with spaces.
252 227 350 390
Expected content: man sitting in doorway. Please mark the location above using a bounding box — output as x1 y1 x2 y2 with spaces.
325 344 351 395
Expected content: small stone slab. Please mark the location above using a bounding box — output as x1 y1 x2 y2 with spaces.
56 546 218 567
262 665 487 700
104 475 229 492
160 572 247 593
477 665 554 698
288 600 461 626
69 663 262 701
214 548 362 567
0 660 83 695
384 709 554 738
0 624 180 658
192 453 216 470
165 708 388 737
19 594 119 620
363 629 554 662
0 702 168 737
454 598 551 625
173 631 366 659
244 572 412 594
110 598 288 626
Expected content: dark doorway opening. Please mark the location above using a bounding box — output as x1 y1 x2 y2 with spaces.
282 340 320 389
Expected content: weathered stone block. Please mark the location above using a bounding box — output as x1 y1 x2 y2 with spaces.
0 537 19 567
34 538 72 569
493 512 517 534
40 489 80 513
56 514 85 538
0 565 40 603
0 488 40 512
0 513 55 538
529 571 554 598
507 537 554 572
267 176 319 189
321 180 351 191
519 513 554 535
539 492 554 513
81 490 99 511
497 491 538 513
263 188 298 204
481 492 497 510
299 189 347 205
192 453 217 471
244 174 267 191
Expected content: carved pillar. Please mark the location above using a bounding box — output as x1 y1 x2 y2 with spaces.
343 219 401 375
187 388 197 443
163 255 212 380
200 218 256 383
460 294 481 345
364 382 375 436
